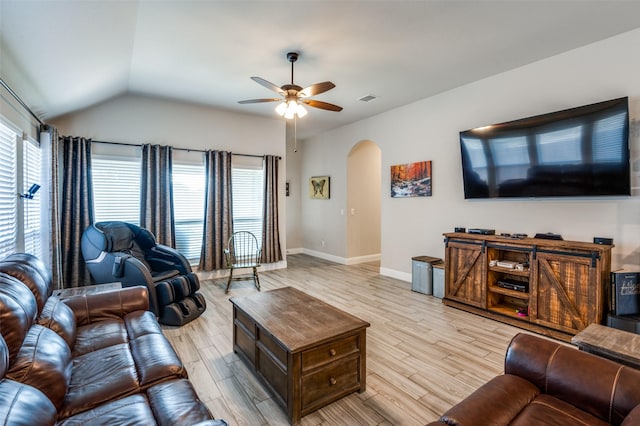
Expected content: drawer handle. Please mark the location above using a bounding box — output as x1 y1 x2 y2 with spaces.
329 377 337 386
329 349 337 356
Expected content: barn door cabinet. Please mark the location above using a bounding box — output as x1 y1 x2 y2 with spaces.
443 233 612 340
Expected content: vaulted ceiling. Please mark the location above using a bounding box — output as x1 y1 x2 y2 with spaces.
2 1 640 139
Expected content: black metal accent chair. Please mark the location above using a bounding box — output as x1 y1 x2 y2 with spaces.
81 221 206 326
224 231 261 294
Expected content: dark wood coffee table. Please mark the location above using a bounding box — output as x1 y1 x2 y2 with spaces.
230 287 370 423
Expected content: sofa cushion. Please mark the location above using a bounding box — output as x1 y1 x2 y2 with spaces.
511 394 610 426
0 275 37 363
72 319 128 357
3 253 53 296
0 262 50 312
63 286 150 326
37 295 77 348
60 343 140 419
57 394 155 426
72 310 161 357
130 332 185 386
6 325 71 410
147 379 214 426
439 374 540 426
0 378 57 426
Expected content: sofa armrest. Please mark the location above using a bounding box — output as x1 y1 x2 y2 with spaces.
622 404 640 425
438 374 539 426
505 333 640 424
63 286 150 326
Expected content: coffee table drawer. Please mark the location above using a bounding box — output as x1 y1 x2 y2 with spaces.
301 356 360 411
302 334 359 371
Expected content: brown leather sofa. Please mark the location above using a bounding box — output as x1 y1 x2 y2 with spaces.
428 333 640 426
0 252 227 425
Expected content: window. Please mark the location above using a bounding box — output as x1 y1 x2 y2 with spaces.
92 156 141 224
232 163 264 248
23 139 42 257
0 121 18 258
173 163 205 261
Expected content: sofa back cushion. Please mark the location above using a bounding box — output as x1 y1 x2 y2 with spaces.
0 261 50 313
3 253 53 297
0 378 57 426
506 333 640 425
6 324 71 410
0 274 37 363
38 295 77 348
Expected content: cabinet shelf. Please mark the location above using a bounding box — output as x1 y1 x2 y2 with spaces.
488 266 529 277
488 285 529 300
490 303 530 320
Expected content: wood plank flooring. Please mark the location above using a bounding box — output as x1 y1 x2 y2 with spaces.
162 254 541 425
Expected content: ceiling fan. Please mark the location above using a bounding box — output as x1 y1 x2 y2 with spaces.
239 52 343 119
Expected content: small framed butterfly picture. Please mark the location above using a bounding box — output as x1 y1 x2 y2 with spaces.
309 176 330 199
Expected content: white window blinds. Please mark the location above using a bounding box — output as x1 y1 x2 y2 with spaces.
0 122 17 258
92 156 141 224
232 163 264 248
23 138 41 257
173 163 205 261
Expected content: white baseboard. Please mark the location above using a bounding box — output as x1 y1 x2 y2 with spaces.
345 253 381 265
286 247 304 255
300 249 380 266
379 267 412 283
302 248 348 264
196 260 287 281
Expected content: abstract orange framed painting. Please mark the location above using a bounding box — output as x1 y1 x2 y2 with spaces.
391 161 432 197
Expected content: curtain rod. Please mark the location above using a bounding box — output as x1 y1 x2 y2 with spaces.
93 139 280 159
0 77 45 126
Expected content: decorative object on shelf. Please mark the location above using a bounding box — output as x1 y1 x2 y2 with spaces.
309 176 330 199
611 271 640 316
390 160 432 198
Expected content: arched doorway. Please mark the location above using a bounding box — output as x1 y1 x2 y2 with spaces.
347 140 381 262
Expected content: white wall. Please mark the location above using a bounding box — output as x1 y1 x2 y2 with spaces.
301 27 640 280
52 93 289 259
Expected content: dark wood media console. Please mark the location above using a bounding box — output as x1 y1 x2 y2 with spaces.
230 287 369 423
443 232 613 341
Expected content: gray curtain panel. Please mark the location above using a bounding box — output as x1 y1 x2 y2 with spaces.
60 136 94 288
199 150 232 271
40 124 63 289
262 155 282 263
141 144 175 247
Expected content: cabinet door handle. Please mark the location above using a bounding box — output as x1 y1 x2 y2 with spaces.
329 377 337 386
329 349 337 356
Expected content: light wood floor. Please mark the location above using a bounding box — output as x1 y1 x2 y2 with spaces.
162 254 539 425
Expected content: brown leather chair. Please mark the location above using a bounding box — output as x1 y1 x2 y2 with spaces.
428 333 640 425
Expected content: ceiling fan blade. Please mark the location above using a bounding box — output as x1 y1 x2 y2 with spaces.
302 99 343 112
238 98 282 104
299 81 336 98
251 77 286 95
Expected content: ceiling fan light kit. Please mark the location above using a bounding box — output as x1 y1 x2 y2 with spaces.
239 51 342 119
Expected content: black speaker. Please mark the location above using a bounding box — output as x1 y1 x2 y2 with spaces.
593 237 613 245
454 227 466 233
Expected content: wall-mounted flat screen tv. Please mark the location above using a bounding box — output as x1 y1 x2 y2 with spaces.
460 97 630 199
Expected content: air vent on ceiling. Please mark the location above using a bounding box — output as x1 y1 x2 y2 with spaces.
358 94 377 102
